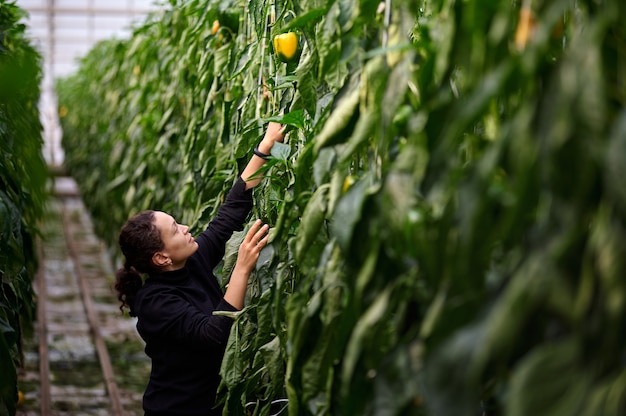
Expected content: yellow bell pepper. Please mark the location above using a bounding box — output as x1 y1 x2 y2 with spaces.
273 32 301 63
211 20 220 35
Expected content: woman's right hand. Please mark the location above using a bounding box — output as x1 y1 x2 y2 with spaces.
241 122 286 189
257 122 286 154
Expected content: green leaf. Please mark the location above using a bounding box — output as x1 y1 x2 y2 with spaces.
294 184 329 263
314 86 360 153
282 8 328 31
258 336 284 398
606 110 626 212
506 339 588 416
263 109 306 130
341 286 392 395
331 176 375 251
295 52 318 116
220 321 244 388
270 142 291 160
229 42 257 80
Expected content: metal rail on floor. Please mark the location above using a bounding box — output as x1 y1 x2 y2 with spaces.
36 238 52 414
60 197 125 416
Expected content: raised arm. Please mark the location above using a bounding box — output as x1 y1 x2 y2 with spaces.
222 123 284 308
240 122 285 190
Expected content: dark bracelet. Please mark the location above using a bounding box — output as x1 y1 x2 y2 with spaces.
253 146 271 160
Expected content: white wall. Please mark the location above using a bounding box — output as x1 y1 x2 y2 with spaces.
20 0 161 78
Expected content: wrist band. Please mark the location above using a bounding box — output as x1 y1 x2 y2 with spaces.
253 146 271 160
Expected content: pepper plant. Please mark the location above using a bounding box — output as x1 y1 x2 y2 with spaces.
0 1 47 414
58 0 626 414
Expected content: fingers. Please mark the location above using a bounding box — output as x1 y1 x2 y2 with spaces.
256 233 270 250
237 220 270 273
244 219 270 249
267 121 282 132
265 122 286 142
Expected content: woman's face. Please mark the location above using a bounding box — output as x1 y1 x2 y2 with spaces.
153 211 198 270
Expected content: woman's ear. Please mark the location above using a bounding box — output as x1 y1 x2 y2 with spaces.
152 252 171 267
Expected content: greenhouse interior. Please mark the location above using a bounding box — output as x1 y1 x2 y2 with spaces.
2 0 626 415
20 0 161 167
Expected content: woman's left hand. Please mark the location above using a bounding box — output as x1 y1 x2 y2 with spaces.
225 219 270 309
235 219 270 274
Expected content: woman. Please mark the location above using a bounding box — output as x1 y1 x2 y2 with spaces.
114 122 285 416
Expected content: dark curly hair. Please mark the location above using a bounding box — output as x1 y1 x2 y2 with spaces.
114 210 164 316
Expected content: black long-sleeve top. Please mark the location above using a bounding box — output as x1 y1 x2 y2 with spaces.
133 177 253 416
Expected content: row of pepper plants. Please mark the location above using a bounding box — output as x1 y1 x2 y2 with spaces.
58 0 626 414
0 1 48 415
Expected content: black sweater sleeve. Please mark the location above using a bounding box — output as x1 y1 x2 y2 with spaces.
195 177 253 271
137 286 239 347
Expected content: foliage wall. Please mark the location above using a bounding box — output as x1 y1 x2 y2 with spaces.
0 1 47 415
58 0 626 414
